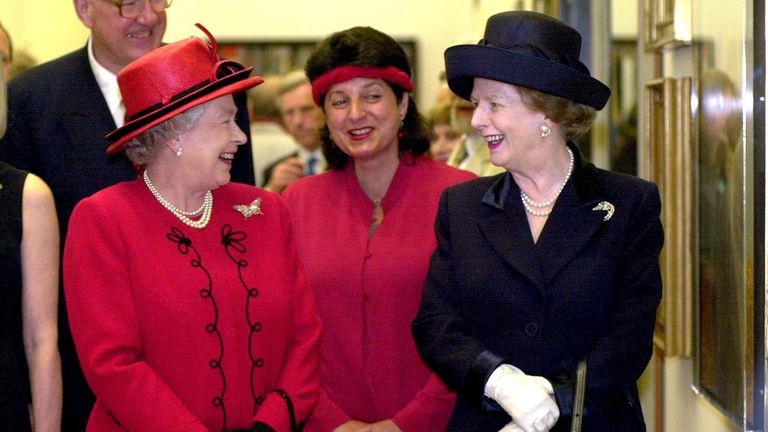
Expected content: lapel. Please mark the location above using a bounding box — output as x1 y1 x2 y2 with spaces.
535 189 605 285
476 173 544 289
60 47 119 160
473 144 611 293
535 145 609 284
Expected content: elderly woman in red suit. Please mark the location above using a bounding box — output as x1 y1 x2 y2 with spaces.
412 11 663 432
63 25 321 432
283 26 475 432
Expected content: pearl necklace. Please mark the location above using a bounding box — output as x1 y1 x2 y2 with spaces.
520 148 574 217
143 170 213 229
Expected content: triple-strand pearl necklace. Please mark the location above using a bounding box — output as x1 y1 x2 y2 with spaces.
143 170 213 229
520 147 574 217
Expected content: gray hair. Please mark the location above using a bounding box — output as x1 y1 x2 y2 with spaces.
124 103 206 166
275 69 310 108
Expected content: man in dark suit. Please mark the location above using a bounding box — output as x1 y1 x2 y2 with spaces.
0 1 254 429
263 70 325 193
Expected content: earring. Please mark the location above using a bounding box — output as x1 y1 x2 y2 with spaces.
397 120 405 139
175 146 183 157
539 124 551 138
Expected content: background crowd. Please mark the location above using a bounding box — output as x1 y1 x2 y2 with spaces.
0 2 662 432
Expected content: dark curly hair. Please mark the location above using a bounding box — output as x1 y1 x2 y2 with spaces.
305 26 429 170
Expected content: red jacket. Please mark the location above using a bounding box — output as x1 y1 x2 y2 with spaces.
64 180 321 432
284 157 475 431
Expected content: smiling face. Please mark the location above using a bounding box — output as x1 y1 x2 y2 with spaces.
279 82 324 151
75 0 167 74
323 77 408 165
470 77 549 171
177 95 247 190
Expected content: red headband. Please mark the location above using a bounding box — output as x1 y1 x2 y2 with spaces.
311 65 414 105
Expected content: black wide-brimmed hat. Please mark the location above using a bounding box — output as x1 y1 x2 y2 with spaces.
445 11 610 110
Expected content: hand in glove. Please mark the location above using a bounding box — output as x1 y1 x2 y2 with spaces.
485 364 560 432
498 421 525 432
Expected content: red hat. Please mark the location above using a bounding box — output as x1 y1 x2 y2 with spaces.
105 23 264 154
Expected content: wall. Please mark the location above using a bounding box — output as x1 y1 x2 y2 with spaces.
0 1 751 430
0 0 526 110
663 358 740 431
0 1 88 64
611 0 637 36
632 0 747 428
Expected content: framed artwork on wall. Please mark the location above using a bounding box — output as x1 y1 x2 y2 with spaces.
643 0 692 49
609 39 639 175
533 0 559 16
692 63 756 429
217 39 418 89
642 76 693 357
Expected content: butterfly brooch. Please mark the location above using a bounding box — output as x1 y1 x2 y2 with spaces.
233 198 263 219
592 201 615 221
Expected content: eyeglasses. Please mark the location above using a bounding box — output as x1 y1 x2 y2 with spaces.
108 0 173 19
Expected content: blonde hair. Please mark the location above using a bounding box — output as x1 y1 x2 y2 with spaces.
426 102 453 127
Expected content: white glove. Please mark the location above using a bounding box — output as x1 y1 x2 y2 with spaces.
485 364 560 432
498 421 525 432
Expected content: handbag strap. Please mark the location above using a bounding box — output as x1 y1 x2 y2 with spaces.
570 358 588 432
270 389 304 432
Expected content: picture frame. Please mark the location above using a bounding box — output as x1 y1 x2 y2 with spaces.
643 0 692 50
642 77 693 357
217 39 418 90
608 38 640 175
533 0 559 16
692 64 755 427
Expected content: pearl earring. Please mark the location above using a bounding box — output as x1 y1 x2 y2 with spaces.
539 124 551 138
176 146 183 157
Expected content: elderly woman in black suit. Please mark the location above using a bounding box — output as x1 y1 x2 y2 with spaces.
412 11 663 432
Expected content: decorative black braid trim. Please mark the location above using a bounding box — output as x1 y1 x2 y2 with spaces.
220 223 264 417
270 389 304 432
167 226 227 430
108 411 132 431
250 422 277 432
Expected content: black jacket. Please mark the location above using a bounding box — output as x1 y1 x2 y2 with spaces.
413 144 662 431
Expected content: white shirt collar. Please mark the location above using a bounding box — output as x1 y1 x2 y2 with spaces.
87 37 125 127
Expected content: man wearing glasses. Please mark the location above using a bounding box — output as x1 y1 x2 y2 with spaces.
0 1 255 429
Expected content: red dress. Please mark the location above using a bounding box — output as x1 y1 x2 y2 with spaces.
64 180 321 432
283 157 475 431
